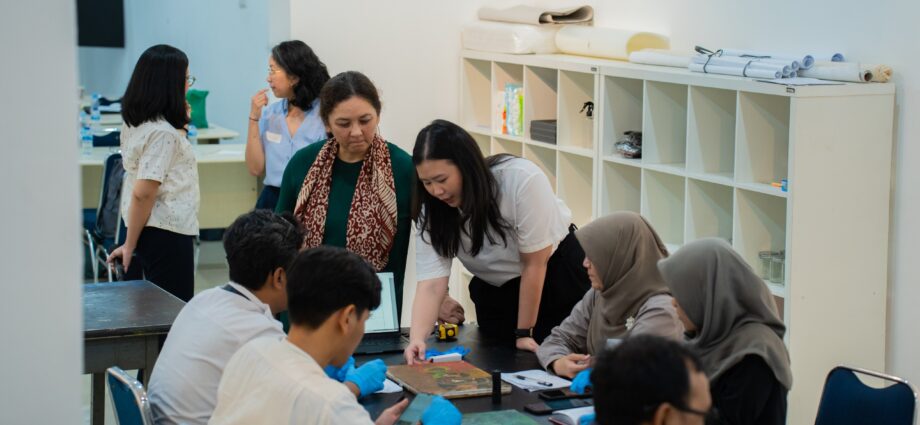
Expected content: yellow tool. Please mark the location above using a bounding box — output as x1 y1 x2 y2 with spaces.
436 323 459 341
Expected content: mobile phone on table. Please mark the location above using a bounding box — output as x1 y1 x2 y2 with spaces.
524 398 593 415
538 387 592 401
396 393 435 425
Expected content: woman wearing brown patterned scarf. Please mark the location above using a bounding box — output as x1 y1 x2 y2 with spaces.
276 71 461 323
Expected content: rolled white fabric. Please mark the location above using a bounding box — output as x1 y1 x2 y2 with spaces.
478 5 594 25
799 61 871 83
556 25 669 60
689 62 781 79
628 49 691 68
461 21 560 54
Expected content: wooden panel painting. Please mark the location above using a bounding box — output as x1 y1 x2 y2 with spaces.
386 361 512 399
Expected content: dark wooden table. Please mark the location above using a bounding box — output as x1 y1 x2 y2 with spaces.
357 327 561 424
83 280 185 425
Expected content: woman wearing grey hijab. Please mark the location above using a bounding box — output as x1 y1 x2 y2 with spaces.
658 238 792 425
537 212 684 378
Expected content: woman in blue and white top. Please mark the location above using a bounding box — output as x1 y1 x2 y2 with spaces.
246 40 330 210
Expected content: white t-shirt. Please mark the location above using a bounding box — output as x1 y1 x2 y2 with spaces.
209 338 374 425
121 119 200 236
147 282 284 425
416 157 572 286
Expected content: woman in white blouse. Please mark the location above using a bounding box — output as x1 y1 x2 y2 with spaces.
108 45 200 302
405 119 591 362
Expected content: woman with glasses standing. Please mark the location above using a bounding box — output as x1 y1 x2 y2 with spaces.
246 40 330 210
108 44 200 301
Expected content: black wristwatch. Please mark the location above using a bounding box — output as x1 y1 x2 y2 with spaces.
515 328 533 339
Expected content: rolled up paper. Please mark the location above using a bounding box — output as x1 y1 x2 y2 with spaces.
866 64 892 82
719 48 813 69
628 49 691 68
799 61 871 83
689 62 781 79
556 25 669 60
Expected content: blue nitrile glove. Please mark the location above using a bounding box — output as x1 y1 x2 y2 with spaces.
424 345 471 359
420 395 462 425
571 368 593 394
578 412 596 425
323 356 355 382
345 359 387 397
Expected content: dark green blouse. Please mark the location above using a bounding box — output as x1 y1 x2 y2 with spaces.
276 140 415 319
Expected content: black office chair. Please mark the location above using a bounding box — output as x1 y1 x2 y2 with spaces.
83 152 126 282
93 129 121 147
814 365 917 425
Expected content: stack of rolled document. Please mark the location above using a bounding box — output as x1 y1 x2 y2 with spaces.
689 48 847 80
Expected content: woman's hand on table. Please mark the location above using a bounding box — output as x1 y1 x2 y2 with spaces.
515 336 539 352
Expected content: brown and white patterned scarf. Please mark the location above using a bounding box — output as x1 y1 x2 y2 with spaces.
293 135 397 270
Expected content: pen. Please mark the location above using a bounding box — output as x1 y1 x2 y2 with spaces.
514 374 553 387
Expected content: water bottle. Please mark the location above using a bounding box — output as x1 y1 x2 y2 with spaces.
187 124 199 145
90 105 103 135
91 92 102 109
81 125 93 155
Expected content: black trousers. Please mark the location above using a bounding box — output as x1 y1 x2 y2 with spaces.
469 225 591 343
255 185 281 210
125 226 195 302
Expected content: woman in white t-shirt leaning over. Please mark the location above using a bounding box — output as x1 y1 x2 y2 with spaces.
108 44 200 302
405 119 591 362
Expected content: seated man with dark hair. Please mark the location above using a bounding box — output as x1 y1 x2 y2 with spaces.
148 210 304 425
209 246 460 425
592 335 713 425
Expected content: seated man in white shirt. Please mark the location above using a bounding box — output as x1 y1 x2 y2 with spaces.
209 246 461 425
146 209 303 425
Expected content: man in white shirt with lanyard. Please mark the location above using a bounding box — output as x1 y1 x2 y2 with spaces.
147 210 385 425
209 246 461 424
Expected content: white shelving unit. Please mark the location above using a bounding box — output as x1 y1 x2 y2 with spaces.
459 50 895 424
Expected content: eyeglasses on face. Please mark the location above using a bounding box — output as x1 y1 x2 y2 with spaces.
186 75 196 87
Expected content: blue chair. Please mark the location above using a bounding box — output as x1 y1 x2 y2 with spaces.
83 152 126 282
815 366 917 425
106 366 154 425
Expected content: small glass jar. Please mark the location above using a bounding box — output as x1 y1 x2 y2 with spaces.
758 251 775 280
770 251 785 284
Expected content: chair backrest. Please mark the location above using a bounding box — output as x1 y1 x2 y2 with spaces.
815 366 917 425
94 153 125 241
93 130 121 147
106 366 154 425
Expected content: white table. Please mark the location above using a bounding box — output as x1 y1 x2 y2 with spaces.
81 144 258 229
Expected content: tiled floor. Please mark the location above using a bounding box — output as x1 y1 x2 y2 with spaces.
82 240 228 424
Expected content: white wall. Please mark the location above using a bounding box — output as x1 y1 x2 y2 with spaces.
78 0 285 142
291 0 920 414
0 1 82 423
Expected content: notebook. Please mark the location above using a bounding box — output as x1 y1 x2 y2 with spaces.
353 272 409 354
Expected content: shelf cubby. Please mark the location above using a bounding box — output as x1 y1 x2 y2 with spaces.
643 81 688 169
558 70 595 153
492 62 524 134
523 143 557 189
600 161 641 216
470 132 490 157
492 137 523 157
685 178 733 242
523 66 558 143
641 170 685 247
687 86 736 181
736 92 790 188
733 188 787 289
461 58 492 132
601 76 644 157
557 151 594 226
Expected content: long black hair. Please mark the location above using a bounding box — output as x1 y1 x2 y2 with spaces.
122 44 189 130
271 40 330 112
413 119 512 257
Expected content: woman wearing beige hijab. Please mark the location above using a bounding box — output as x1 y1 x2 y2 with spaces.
537 212 684 378
658 238 792 425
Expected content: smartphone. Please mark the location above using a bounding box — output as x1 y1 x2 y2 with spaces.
396 393 435 425
524 398 593 415
538 387 592 401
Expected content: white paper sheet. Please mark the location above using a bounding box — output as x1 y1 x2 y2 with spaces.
629 49 691 68
375 378 404 394
501 369 572 392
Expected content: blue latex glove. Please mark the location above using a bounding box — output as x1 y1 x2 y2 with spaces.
578 412 596 425
424 345 471 359
323 356 355 382
571 368 593 394
345 359 387 397
420 395 461 425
